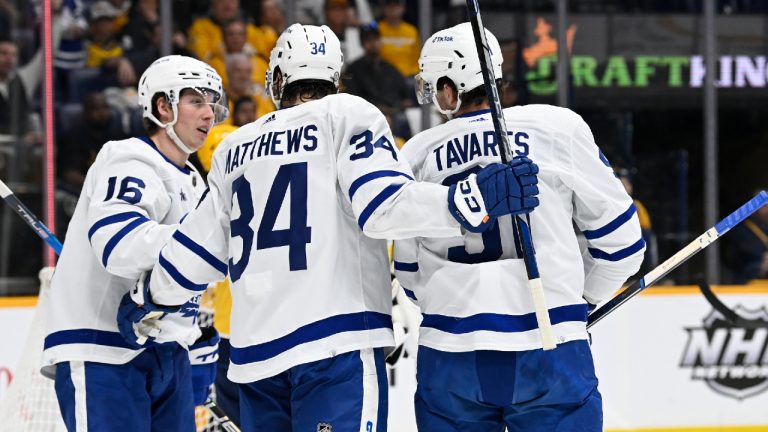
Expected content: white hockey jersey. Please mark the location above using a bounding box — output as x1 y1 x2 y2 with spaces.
147 93 464 383
42 137 206 376
394 106 645 353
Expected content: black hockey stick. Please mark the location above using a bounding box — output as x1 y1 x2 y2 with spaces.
698 282 768 329
588 190 768 328
204 399 241 432
465 0 556 349
1 178 241 430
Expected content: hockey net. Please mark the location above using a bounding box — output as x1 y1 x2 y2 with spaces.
0 269 225 432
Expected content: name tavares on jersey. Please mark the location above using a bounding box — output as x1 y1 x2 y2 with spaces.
225 125 319 174
433 130 530 171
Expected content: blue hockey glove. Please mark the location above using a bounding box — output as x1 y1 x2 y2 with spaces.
448 158 540 232
189 326 220 405
116 271 179 349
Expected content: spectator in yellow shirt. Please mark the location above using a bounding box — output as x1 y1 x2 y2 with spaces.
86 1 123 68
208 18 270 90
187 0 276 63
377 0 419 77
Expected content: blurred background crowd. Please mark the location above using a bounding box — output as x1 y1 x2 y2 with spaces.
0 0 766 294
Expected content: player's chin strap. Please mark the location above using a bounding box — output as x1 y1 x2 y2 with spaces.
164 110 196 155
699 282 767 328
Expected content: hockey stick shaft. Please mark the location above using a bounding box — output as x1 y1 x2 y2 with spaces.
1 178 240 429
204 399 241 432
587 190 768 328
0 178 62 254
465 0 557 350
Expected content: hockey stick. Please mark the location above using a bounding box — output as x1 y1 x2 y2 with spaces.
698 282 768 329
587 190 768 328
465 0 557 349
0 178 62 254
0 178 241 430
204 399 241 432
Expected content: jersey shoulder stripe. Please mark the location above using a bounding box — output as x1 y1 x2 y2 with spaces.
88 211 147 240
582 203 637 239
171 230 228 275
158 253 209 292
349 170 413 199
357 183 406 229
588 237 646 262
102 217 149 267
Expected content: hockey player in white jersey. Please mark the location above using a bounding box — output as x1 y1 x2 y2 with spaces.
394 23 646 431
116 24 539 432
42 55 228 431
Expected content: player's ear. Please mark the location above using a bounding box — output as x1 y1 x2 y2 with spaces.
155 95 173 122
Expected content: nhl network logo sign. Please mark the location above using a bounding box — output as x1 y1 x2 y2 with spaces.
680 307 768 400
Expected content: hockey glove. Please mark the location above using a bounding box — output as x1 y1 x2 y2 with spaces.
189 326 220 405
448 159 540 232
116 271 180 349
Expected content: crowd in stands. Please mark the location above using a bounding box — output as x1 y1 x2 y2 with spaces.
0 0 766 285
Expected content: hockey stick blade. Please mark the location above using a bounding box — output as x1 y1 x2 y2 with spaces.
0 178 62 254
587 190 768 328
698 283 768 329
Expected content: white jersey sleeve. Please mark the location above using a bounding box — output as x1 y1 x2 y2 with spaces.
149 166 231 307
565 119 645 304
332 98 461 240
85 143 180 279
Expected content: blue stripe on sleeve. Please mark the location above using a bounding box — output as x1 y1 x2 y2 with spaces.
101 217 149 267
357 183 406 230
402 287 418 301
420 304 587 334
230 311 392 365
588 237 646 262
172 230 228 275
348 170 413 200
582 203 637 240
44 329 136 350
88 211 146 241
159 253 209 292
394 261 418 272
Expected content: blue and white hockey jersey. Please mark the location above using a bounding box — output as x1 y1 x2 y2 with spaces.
146 93 465 383
394 106 645 352
42 137 206 376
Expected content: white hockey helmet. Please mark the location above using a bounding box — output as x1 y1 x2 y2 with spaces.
266 24 344 108
137 55 229 154
416 22 503 118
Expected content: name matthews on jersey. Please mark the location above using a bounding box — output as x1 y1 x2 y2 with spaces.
225 124 320 174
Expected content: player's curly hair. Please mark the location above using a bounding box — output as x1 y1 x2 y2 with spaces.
436 77 504 109
281 79 338 106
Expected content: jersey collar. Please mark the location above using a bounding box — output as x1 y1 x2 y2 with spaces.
138 136 192 175
456 108 492 119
